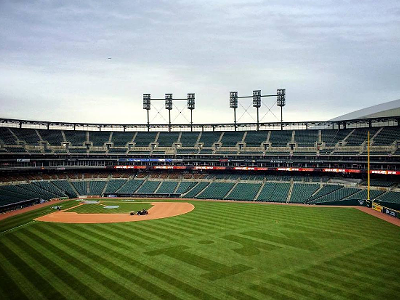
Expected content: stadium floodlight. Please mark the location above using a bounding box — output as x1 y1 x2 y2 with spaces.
277 89 286 107
187 93 195 131
165 93 173 110
187 93 195 110
143 94 151 110
230 92 238 109
277 89 286 130
252 90 261 108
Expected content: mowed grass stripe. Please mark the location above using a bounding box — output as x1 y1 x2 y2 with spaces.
327 254 400 291
264 276 339 300
312 263 395 296
0 258 30 300
5 233 88 300
281 272 367 300
131 221 193 239
86 223 153 246
49 223 222 300
108 223 166 244
25 226 146 300
34 225 187 300
0 238 65 300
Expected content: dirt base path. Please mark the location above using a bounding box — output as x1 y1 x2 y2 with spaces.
35 202 194 224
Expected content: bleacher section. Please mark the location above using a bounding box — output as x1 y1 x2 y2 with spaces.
269 130 292 147
64 130 86 146
52 180 78 198
39 130 64 146
196 182 235 199
180 132 199 147
256 182 290 202
104 179 127 194
225 182 262 201
71 181 87 195
157 132 179 147
0 126 398 158
134 132 157 147
1 173 400 212
89 132 111 147
136 180 161 194
112 132 134 147
13 128 41 145
198 132 221 147
117 179 144 194
373 127 400 145
156 181 178 194
88 181 107 195
289 183 319 203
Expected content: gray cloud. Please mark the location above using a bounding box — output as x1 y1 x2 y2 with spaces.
0 0 399 124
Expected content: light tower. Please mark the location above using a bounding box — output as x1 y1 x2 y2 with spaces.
277 89 286 130
253 90 261 130
165 93 173 131
143 94 151 131
230 92 238 131
187 93 196 131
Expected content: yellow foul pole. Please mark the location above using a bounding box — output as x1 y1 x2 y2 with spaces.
367 131 370 201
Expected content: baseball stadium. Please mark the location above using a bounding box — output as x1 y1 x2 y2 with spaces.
1 95 400 300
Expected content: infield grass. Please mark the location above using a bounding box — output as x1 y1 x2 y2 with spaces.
0 199 399 300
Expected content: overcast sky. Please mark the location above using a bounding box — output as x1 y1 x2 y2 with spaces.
0 0 399 125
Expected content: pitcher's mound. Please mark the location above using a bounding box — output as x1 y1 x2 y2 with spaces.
35 202 194 224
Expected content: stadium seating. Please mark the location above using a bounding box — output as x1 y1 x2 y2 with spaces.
136 180 161 193
196 182 235 199
321 129 352 147
13 128 41 145
307 185 342 202
64 130 87 146
289 183 319 203
372 127 400 145
220 132 243 147
376 191 400 205
345 128 379 146
134 132 157 147
88 181 107 195
52 180 78 198
179 132 200 147
310 187 359 204
184 182 210 198
256 182 290 202
157 132 179 147
156 181 179 194
104 179 128 194
198 132 222 147
71 181 88 195
176 181 197 194
117 179 144 194
225 182 262 201
244 131 268 147
294 130 318 147
0 127 18 144
112 132 135 147
269 130 292 147
38 129 64 146
89 132 111 147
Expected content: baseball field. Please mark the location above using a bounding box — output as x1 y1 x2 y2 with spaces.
0 199 399 300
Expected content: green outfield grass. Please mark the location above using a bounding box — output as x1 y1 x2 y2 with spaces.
0 199 399 300
67 201 153 214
